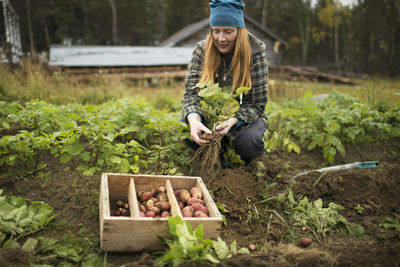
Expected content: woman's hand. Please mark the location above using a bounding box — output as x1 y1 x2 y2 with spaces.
187 113 213 145
214 117 238 136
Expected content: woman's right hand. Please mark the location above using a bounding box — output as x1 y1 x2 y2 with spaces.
187 113 212 145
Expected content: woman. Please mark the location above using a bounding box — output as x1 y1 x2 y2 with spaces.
182 0 269 164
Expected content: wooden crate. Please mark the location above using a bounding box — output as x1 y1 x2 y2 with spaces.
99 173 223 252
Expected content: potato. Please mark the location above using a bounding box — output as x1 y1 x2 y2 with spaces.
174 189 181 197
137 191 145 198
140 191 152 202
191 203 208 215
146 199 155 210
139 211 145 217
157 186 166 194
149 197 158 203
118 207 128 216
145 211 155 217
113 210 121 216
156 202 171 211
157 192 168 202
150 189 156 197
194 211 208 217
300 237 313 247
248 244 256 251
139 204 147 213
199 132 213 141
178 201 185 210
116 200 124 207
182 206 194 217
161 211 170 217
190 187 203 199
187 197 205 206
179 189 191 203
150 206 161 215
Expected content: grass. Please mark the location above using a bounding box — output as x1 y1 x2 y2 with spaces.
0 61 185 106
1 61 399 107
269 78 400 106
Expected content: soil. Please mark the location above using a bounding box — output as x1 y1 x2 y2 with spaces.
0 138 400 266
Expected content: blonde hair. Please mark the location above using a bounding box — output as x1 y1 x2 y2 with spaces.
199 28 252 91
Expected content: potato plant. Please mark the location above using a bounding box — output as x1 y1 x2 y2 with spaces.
137 186 171 218
175 187 210 217
195 82 249 177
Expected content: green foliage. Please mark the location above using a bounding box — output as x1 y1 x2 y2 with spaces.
0 101 22 130
0 130 52 177
354 204 364 215
145 111 189 175
0 189 55 248
197 82 249 129
0 97 190 177
286 190 364 241
264 91 400 163
22 235 109 266
379 217 400 232
155 216 249 266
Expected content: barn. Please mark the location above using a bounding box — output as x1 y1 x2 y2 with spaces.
160 14 288 67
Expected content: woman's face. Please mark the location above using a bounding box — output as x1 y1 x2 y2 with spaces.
211 26 238 55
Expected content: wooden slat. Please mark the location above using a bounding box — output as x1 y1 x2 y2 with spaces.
166 179 182 217
100 174 110 250
102 218 169 252
128 178 140 218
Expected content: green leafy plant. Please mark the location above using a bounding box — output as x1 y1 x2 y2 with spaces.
155 216 249 266
0 131 52 178
264 91 400 163
145 111 189 175
286 190 364 241
379 217 400 232
22 235 109 266
0 189 55 248
354 204 364 215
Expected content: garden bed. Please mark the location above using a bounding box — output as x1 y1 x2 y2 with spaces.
0 138 399 266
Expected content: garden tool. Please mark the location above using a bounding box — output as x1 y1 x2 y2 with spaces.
292 161 379 181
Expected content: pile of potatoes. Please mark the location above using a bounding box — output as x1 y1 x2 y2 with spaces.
175 187 209 217
112 200 130 216
137 186 171 218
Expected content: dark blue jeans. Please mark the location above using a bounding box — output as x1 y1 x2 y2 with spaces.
232 118 267 161
184 118 267 162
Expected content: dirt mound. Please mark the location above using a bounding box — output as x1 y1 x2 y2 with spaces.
0 248 29 267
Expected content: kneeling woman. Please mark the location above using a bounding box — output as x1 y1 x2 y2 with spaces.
182 0 269 163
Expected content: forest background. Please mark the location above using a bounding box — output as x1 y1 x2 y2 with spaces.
8 0 400 76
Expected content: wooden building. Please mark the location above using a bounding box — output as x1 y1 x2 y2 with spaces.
160 15 288 67
0 0 22 65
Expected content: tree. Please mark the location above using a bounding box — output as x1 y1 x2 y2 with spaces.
298 0 312 65
108 0 118 45
25 0 34 54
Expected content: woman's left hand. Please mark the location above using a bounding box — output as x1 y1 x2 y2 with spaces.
214 117 238 136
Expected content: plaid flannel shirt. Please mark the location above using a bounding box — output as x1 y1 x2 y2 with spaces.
182 32 269 141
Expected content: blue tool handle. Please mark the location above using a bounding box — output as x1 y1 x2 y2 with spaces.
355 161 379 169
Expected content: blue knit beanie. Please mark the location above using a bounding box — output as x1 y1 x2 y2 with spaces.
209 0 245 28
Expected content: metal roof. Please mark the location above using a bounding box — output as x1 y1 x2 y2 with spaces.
160 18 209 47
49 45 194 67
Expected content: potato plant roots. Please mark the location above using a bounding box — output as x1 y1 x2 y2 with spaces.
193 133 222 179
